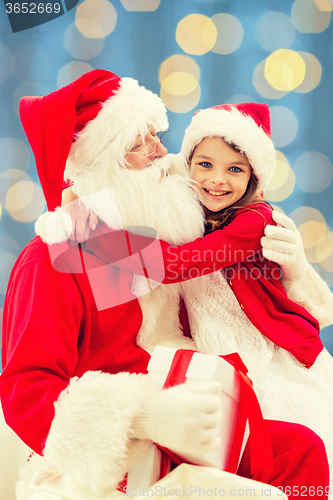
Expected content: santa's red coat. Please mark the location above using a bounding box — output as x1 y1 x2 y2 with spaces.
0 236 150 454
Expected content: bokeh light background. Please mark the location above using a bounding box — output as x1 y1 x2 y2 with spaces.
0 0 333 358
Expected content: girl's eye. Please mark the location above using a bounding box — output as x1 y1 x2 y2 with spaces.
200 161 212 169
230 166 241 173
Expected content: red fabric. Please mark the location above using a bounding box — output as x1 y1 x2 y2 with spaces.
162 349 195 389
238 420 330 500
1 235 329 496
179 299 191 338
194 103 271 137
156 421 330 500
0 236 150 454
18 70 121 211
121 420 330 497
84 203 322 368
159 349 273 477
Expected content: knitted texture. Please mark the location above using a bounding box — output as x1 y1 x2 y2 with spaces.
180 271 333 486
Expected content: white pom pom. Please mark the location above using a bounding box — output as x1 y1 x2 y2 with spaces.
35 208 73 244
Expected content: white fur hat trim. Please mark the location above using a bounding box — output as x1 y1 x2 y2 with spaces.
180 107 276 192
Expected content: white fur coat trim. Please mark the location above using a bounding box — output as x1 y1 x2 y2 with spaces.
21 372 156 498
180 107 276 192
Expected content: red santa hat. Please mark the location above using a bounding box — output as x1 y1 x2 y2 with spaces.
19 69 168 211
180 102 276 192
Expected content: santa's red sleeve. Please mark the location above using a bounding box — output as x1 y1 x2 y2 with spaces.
0 240 156 496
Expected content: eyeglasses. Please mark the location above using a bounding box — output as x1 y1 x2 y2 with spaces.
127 131 169 157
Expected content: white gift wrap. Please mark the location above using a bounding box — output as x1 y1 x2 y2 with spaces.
127 347 257 493
28 463 287 500
126 445 165 494
147 346 248 470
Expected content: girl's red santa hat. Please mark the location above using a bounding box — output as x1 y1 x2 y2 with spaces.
180 102 276 193
19 69 168 211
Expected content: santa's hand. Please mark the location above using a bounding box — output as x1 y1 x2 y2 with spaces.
130 382 222 456
61 186 99 242
261 210 307 282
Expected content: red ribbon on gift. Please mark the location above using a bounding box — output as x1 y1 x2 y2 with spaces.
157 349 273 479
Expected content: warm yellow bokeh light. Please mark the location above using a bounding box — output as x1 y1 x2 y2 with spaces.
161 72 199 97
265 153 295 202
176 14 217 55
0 168 29 182
294 52 322 93
252 60 287 100
265 167 295 202
76 0 117 39
6 180 35 211
6 181 46 222
265 160 289 191
320 251 333 272
159 55 200 84
120 0 160 10
289 206 326 228
316 231 333 262
315 0 333 11
161 85 201 114
264 49 306 91
298 221 327 249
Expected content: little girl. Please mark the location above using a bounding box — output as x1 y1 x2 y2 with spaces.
176 102 333 484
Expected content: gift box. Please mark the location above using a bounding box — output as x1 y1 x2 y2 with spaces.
126 347 271 494
148 346 248 470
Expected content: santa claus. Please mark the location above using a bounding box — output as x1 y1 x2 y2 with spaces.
0 70 330 500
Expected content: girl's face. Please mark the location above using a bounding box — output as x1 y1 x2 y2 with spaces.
190 137 251 212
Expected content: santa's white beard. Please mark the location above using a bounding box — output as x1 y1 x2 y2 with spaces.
35 154 201 354
74 154 205 245
73 154 205 353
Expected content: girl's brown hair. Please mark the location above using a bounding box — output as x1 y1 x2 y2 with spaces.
188 138 271 235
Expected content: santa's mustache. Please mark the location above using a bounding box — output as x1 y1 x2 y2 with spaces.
79 155 205 246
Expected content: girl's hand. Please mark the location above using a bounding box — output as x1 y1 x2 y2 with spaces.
261 210 307 282
61 187 99 242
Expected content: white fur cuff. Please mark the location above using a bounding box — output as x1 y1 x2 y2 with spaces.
43 371 156 496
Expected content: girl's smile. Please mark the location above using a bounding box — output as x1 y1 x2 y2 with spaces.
190 137 252 212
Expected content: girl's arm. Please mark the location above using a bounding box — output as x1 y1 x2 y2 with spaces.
84 204 271 284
